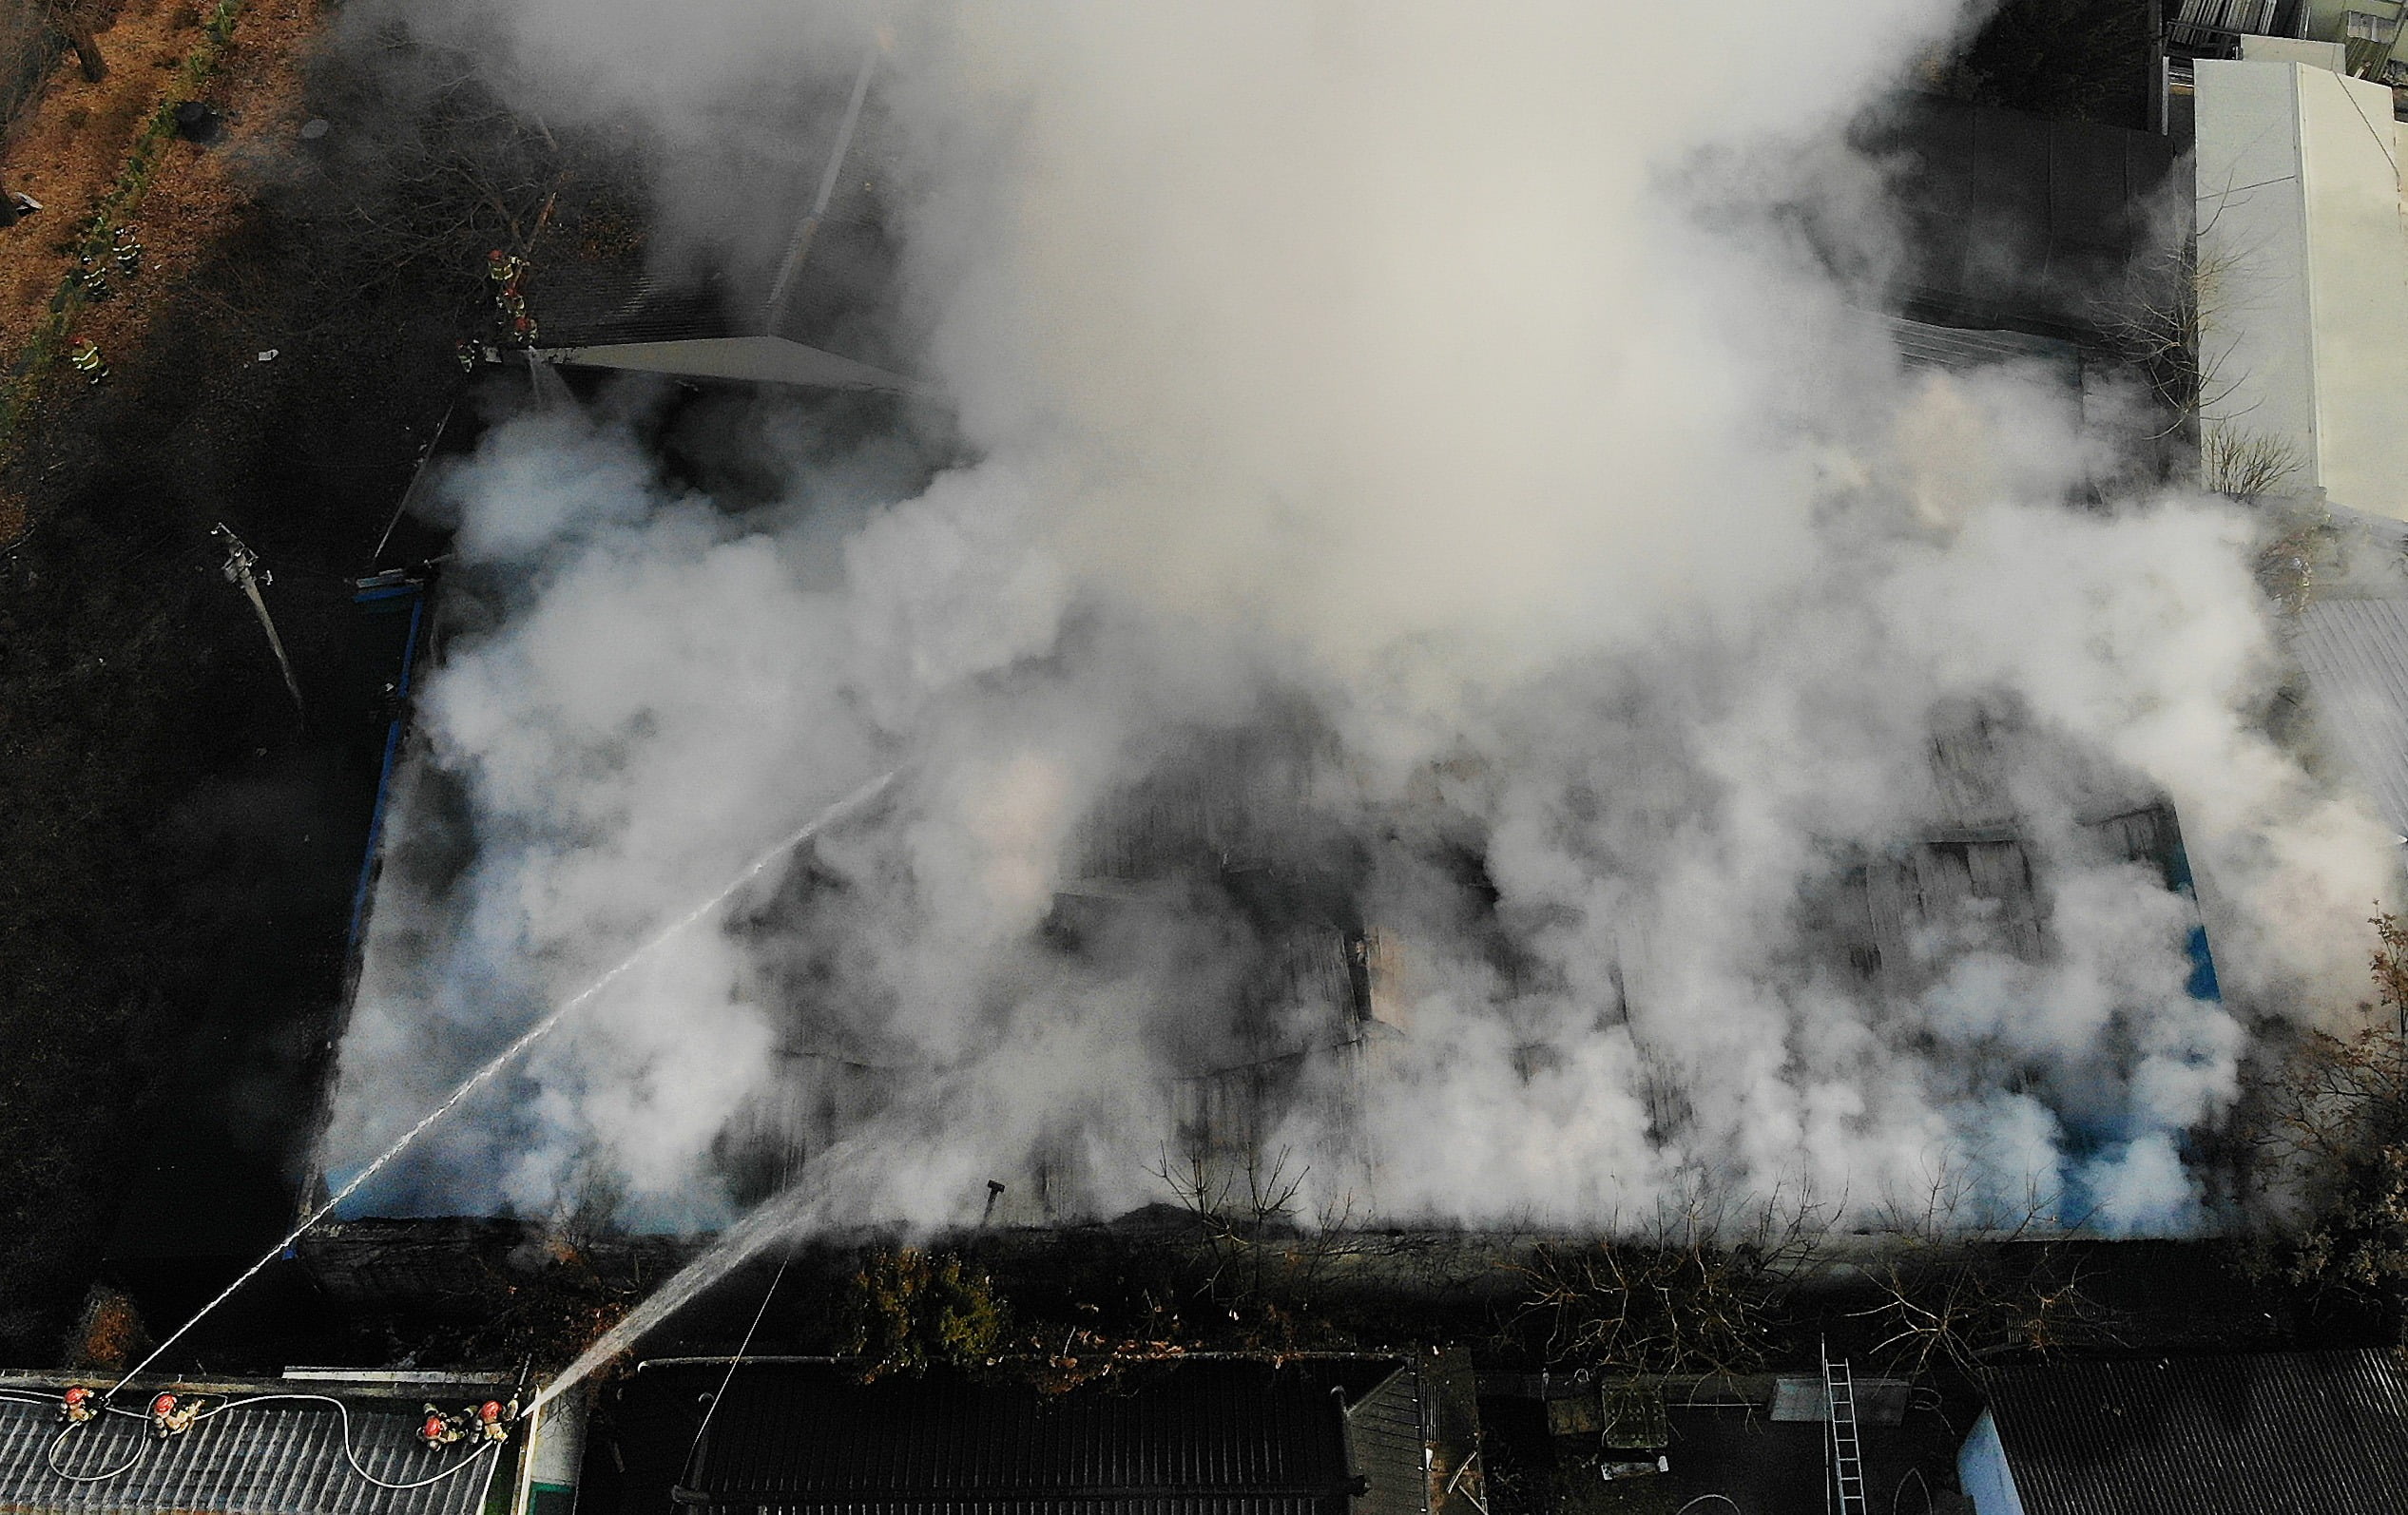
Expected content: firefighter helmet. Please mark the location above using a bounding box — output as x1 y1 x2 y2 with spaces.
150 1393 176 1417
477 1401 503 1424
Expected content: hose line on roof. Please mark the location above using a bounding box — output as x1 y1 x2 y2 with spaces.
35 1392 498 1492
195 1394 501 1491
44 1426 147 1483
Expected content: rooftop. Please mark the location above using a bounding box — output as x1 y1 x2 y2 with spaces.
1978 1349 2408 1515
2290 594 2408 841
600 1358 1430 1515
0 1373 516 1515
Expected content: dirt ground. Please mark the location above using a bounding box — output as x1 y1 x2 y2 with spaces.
0 0 465 1359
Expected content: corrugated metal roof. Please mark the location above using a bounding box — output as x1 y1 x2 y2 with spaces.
534 263 756 349
752 1502 1322 1515
1980 1350 2408 1515
1872 313 2083 385
1339 1367 1427 1515
2291 599 2408 840
0 1394 501 1515
653 1360 1414 1515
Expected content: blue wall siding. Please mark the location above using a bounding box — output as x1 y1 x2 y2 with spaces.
1958 1409 2027 1515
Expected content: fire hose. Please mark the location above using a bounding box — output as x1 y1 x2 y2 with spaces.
30 1392 499 1490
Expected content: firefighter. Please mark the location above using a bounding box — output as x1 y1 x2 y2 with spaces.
76 256 110 300
486 248 525 287
68 339 107 385
509 313 538 348
149 1392 200 1439
58 1387 100 1425
417 1404 466 1448
455 338 481 374
112 225 142 276
472 1399 516 1445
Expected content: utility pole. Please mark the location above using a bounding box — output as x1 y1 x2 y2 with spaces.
213 524 303 721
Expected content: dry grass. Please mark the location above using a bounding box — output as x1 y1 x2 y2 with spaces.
0 0 326 543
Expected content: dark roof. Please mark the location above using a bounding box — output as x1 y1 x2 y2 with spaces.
1860 95 2181 341
1980 1350 2408 1515
531 218 898 358
639 1359 1425 1515
531 67 905 374
0 1385 507 1515
1868 314 2080 384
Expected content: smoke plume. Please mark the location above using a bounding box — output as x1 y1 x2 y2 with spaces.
321 1 2397 1238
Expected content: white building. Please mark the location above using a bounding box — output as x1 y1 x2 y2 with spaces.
2194 58 2408 521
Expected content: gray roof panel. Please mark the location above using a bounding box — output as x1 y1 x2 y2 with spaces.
628 1360 1416 1515
2291 599 2408 839
0 1393 502 1515
1980 1350 2408 1515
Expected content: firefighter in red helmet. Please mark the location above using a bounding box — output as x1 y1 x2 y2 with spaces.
474 1398 517 1444
58 1387 99 1424
418 1403 466 1447
149 1392 199 1439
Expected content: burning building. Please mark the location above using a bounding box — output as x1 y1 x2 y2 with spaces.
277 5 2403 1326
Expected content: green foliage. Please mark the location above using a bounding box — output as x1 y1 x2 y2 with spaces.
843 1249 1009 1382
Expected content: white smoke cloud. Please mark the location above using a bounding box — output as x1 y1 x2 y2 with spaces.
318 0 2398 1240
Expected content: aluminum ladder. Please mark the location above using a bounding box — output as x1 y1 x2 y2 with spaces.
1822 1342 1868 1515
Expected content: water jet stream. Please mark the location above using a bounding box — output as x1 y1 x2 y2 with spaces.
108 772 896 1397
526 1137 869 1412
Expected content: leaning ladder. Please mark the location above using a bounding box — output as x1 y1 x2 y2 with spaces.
1822 1342 1868 1515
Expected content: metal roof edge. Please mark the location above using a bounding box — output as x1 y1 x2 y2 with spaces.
532 336 925 394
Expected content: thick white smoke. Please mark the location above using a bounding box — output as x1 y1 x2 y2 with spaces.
321 1 2397 1238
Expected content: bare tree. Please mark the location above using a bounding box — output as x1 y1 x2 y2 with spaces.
1151 1141 1363 1315
2244 913 2408 1310
1852 1172 2116 1378
1513 1182 1830 1380
290 22 636 293
2098 216 2252 444
2202 423 2306 503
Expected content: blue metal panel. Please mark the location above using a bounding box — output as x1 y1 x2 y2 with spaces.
1956 1409 2027 1515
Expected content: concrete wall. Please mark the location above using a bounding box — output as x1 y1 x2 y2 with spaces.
1957 1409 2029 1515
2196 59 2408 520
2241 34 2349 70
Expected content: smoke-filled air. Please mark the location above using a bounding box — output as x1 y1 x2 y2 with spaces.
319 0 2397 1242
